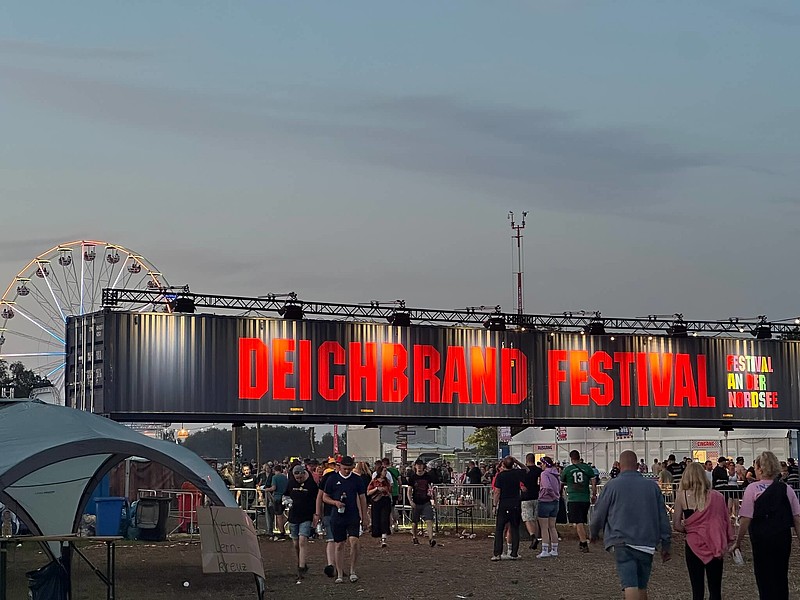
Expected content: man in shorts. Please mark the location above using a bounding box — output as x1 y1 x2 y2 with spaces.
561 449 597 553
316 458 339 577
590 450 671 600
286 464 319 580
322 456 367 584
521 453 542 550
407 458 437 547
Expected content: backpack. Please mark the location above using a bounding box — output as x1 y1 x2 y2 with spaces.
751 479 794 542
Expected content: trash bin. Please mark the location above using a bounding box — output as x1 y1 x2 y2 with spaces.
27 560 69 600
94 497 127 536
136 496 172 541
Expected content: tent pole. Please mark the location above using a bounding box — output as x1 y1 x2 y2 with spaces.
256 424 261 470
124 459 131 500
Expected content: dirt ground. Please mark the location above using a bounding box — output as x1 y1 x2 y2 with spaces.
5 526 800 599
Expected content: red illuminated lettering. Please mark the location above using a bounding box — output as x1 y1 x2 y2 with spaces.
381 343 408 403
650 353 673 407
501 348 527 405
348 342 378 402
272 338 295 400
636 353 649 406
569 350 589 406
614 352 635 406
548 350 567 406
239 338 268 400
318 341 346 401
443 347 470 404
413 345 441 404
298 340 312 401
674 353 698 407
589 351 612 405
470 347 497 405
697 355 715 407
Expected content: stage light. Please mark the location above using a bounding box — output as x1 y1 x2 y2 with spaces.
281 303 304 320
387 311 411 327
172 297 195 313
583 320 606 335
754 324 772 340
483 316 506 331
668 323 688 338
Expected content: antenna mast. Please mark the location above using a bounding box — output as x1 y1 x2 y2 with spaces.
508 211 528 315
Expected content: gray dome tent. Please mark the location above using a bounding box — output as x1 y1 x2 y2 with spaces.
0 400 236 541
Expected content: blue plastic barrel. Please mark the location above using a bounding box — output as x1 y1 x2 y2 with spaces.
94 497 126 536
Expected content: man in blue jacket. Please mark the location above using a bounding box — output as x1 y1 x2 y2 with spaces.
590 450 671 600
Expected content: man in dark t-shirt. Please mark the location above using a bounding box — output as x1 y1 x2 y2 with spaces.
407 459 437 547
521 453 542 549
286 465 319 578
466 461 483 485
323 456 367 584
235 464 256 510
491 456 525 560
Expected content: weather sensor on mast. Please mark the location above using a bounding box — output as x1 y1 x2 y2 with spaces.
508 211 528 315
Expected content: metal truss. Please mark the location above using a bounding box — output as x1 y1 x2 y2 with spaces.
101 288 800 337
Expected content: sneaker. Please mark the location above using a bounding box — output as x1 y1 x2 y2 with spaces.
509 554 520 560
335 577 344 584
323 564 335 578
412 537 420 545
580 542 589 553
550 549 559 557
536 550 552 559
381 540 387 548
429 539 437 547
490 555 501 561
530 537 540 550
350 574 359 583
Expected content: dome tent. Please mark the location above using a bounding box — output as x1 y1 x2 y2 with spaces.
0 400 236 549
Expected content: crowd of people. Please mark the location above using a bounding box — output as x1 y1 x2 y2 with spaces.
213 449 800 597
493 449 800 600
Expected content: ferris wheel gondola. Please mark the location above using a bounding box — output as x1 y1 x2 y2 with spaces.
0 240 169 394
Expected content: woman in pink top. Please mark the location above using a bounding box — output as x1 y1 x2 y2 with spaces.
731 451 800 600
673 462 733 600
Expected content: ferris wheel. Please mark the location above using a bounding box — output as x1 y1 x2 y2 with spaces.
0 240 169 394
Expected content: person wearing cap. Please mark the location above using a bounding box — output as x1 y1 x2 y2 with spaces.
323 456 367 584
407 458 437 547
286 464 319 580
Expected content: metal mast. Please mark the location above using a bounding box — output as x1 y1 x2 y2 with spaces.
508 211 528 315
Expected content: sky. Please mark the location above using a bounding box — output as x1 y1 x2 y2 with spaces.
2 1 800 322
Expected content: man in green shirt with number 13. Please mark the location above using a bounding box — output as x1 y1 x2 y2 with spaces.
561 449 597 554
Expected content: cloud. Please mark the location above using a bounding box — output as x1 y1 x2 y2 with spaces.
0 66 717 216
0 38 147 61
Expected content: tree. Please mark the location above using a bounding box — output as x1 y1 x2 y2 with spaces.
182 425 347 463
0 360 51 398
465 426 498 458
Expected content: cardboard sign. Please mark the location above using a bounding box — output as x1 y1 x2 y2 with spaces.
197 506 265 579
